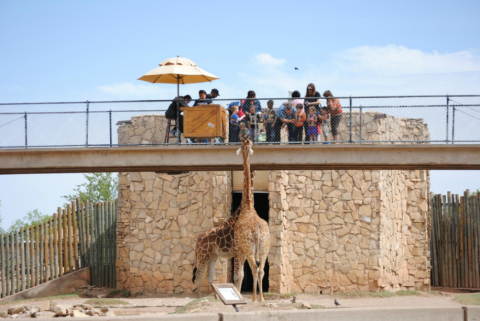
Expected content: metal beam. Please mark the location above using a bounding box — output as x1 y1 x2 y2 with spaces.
1 145 480 174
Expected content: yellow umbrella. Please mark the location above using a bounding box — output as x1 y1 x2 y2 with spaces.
138 56 219 96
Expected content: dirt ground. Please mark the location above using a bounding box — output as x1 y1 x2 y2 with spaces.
1 287 479 316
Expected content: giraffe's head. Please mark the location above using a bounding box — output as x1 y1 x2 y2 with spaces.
236 136 253 156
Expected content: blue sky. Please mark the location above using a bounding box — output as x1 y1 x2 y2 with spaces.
1 0 480 229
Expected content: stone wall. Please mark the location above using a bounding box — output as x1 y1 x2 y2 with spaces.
267 168 430 294
116 111 431 294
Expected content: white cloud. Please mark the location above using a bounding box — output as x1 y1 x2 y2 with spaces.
336 44 480 76
239 45 480 97
254 53 287 66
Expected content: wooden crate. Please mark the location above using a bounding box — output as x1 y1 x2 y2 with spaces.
181 104 226 138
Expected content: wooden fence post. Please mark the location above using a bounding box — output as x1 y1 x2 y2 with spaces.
72 201 79 271
84 200 90 267
113 200 118 288
63 209 68 274
77 199 85 268
26 227 31 289
90 202 95 286
67 204 74 272
20 227 25 291
49 217 54 281
40 224 44 284
30 226 35 287
11 232 16 293
1 233 5 298
6 233 10 296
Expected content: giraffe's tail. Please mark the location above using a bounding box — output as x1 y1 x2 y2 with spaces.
255 226 261 267
192 241 198 283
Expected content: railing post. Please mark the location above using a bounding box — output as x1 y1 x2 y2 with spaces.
452 105 456 144
85 101 89 147
176 99 181 144
24 112 27 148
359 106 363 144
349 96 352 143
446 95 450 143
109 110 112 147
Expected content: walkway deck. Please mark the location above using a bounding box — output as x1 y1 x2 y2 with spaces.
1 144 479 174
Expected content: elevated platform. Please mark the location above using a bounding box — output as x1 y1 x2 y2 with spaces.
0 144 479 174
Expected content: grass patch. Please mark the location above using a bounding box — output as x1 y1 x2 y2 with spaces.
133 292 143 298
427 291 441 296
336 291 396 298
454 294 480 306
169 298 220 314
108 289 122 295
121 291 131 298
84 298 130 306
0 293 80 306
396 290 421 296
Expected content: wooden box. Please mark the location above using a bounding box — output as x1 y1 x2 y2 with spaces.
181 104 226 138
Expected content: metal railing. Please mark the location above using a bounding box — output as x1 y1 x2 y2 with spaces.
0 95 479 149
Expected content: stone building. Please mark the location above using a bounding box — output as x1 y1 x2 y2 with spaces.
115 111 431 295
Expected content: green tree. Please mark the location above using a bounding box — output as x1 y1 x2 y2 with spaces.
62 173 118 204
472 189 480 196
6 209 51 233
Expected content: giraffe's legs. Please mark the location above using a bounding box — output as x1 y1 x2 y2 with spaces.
246 256 259 302
257 258 266 302
195 264 206 299
234 251 246 293
206 255 218 299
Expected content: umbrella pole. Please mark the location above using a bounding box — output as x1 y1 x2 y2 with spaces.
177 76 180 97
176 76 180 143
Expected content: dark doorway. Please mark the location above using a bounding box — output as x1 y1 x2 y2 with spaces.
231 192 270 293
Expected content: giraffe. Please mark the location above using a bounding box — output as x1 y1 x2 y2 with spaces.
191 171 255 299
233 136 270 302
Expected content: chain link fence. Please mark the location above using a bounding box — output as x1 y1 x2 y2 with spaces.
1 95 479 148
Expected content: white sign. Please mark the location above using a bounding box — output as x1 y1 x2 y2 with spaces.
218 287 240 301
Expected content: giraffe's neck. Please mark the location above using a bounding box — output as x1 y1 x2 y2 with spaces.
241 145 254 212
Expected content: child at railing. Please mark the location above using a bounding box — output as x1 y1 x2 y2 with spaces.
245 105 261 142
307 106 318 143
229 105 242 143
239 122 251 142
318 107 330 144
263 100 277 143
294 104 306 143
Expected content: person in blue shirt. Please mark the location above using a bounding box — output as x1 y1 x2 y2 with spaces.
193 90 213 106
276 102 297 142
241 90 262 114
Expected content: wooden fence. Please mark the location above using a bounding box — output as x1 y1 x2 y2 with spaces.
431 190 480 288
0 199 117 298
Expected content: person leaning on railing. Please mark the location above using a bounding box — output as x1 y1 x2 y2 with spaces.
241 90 262 114
165 95 192 136
276 102 297 142
323 90 342 143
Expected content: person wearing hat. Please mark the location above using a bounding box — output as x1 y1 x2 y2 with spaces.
193 89 212 106
207 88 220 100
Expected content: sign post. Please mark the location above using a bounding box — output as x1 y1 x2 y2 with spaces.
211 284 246 312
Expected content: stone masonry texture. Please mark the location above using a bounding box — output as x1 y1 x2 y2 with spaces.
116 111 431 294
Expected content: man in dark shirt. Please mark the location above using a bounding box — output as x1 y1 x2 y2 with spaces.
206 88 220 101
165 95 191 135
